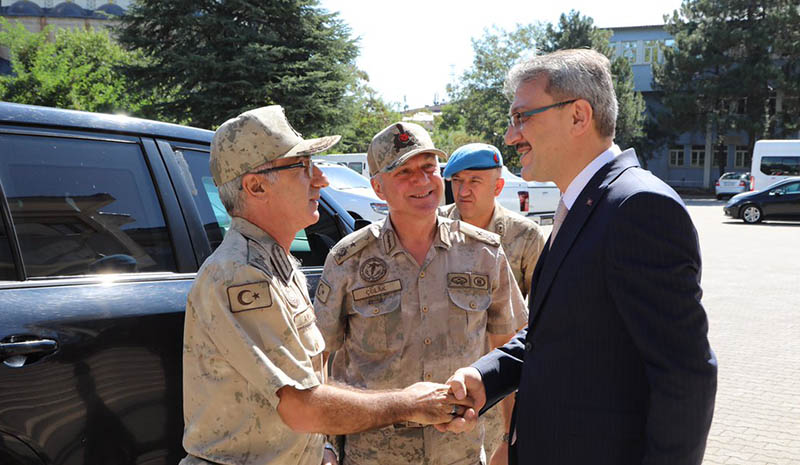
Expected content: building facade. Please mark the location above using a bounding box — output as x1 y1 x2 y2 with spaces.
609 24 798 189
0 0 129 72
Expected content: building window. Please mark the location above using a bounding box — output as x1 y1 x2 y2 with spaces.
734 146 750 169
621 41 638 64
643 40 661 64
609 41 620 59
691 145 706 167
669 147 684 167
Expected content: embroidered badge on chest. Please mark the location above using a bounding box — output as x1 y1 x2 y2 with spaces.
448 273 470 288
360 257 388 282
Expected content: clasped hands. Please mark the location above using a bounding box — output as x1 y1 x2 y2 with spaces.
406 367 485 433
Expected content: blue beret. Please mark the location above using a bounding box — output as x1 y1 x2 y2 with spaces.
443 143 504 179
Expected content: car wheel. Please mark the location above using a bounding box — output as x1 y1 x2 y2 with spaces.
716 194 722 200
741 204 762 224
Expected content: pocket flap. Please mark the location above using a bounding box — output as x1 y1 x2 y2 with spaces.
447 288 491 312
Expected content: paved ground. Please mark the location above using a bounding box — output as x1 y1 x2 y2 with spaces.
686 199 800 465
538 198 799 463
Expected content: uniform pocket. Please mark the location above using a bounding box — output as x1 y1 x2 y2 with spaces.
447 288 491 350
294 305 325 357
350 292 402 352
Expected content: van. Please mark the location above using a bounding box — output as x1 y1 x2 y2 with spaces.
313 153 369 177
750 140 800 191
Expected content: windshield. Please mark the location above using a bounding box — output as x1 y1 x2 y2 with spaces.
320 165 372 189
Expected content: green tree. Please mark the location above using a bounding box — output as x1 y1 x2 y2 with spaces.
116 0 359 131
654 0 800 173
542 11 646 157
445 24 549 168
446 12 646 168
330 72 402 153
0 19 145 113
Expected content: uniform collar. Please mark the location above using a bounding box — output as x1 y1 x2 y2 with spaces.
232 216 296 281
485 202 505 237
379 215 451 256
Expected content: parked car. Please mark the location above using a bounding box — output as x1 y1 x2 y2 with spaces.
724 176 800 223
317 161 388 222
715 172 749 199
312 153 369 177
0 102 356 465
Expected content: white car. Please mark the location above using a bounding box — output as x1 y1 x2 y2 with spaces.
499 168 560 224
317 162 388 222
715 172 750 199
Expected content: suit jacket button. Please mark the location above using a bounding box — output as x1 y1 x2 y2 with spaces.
525 341 533 352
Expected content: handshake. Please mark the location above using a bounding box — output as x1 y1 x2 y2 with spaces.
402 367 486 433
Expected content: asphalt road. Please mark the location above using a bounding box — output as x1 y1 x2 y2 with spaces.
536 198 799 463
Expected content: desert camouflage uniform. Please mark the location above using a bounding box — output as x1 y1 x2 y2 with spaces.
439 202 545 299
439 202 545 459
181 217 326 465
314 217 526 465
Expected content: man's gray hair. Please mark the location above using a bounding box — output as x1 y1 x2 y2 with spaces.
217 161 278 215
505 49 618 138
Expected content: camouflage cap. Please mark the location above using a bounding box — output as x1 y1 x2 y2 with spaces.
367 122 447 175
210 105 341 186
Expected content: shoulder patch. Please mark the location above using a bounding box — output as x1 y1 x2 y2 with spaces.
315 279 331 304
331 225 378 265
458 220 501 247
227 281 273 313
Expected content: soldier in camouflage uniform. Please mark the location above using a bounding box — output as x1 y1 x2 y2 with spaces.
439 143 546 465
181 107 470 465
314 122 527 465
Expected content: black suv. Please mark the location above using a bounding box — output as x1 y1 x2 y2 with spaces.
0 103 356 465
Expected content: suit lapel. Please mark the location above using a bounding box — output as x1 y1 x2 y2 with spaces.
528 150 640 324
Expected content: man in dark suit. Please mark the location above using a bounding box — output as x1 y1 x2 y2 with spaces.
436 49 718 465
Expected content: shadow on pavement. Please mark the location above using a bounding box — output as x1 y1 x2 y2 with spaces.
722 220 800 227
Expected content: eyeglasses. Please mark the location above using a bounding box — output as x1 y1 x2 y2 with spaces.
250 158 314 177
508 99 578 128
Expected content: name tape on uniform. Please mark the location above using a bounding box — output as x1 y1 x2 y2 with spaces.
352 279 402 301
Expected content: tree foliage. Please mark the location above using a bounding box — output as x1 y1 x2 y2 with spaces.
542 11 646 155
116 0 359 131
443 24 548 167
330 72 401 153
445 11 646 168
0 19 144 113
654 0 800 158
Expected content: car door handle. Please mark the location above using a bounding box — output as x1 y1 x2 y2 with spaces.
0 339 58 358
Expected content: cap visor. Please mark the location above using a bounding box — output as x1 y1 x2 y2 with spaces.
281 135 342 158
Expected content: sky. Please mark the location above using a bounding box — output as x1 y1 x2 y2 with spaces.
319 0 684 109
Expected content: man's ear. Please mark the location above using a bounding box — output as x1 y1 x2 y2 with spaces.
371 175 387 201
242 173 267 197
570 99 594 136
493 176 505 197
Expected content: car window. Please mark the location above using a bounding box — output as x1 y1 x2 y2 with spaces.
720 173 739 180
346 162 364 174
319 165 372 189
174 149 341 266
760 157 800 176
0 211 16 280
0 133 176 277
783 182 800 194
